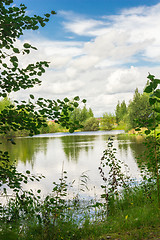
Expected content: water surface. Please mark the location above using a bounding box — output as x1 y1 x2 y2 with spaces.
1 130 145 198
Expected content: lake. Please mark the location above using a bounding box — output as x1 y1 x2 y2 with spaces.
1 130 145 199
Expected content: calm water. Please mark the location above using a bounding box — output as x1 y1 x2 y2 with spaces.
1 130 145 199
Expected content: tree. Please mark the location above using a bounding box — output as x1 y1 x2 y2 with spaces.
0 97 12 112
115 101 121 124
80 105 88 123
100 113 115 130
0 0 85 192
115 100 127 124
127 88 152 129
120 100 127 118
70 105 94 128
88 108 94 118
83 117 99 131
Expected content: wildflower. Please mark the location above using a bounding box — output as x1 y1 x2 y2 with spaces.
125 215 128 220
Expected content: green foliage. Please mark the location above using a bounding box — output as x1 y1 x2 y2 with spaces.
99 137 131 213
0 0 86 197
70 105 94 130
127 88 152 129
0 1 84 137
100 113 115 130
136 73 160 208
0 97 12 112
0 0 55 97
115 100 127 124
40 121 64 134
0 170 160 240
82 117 99 131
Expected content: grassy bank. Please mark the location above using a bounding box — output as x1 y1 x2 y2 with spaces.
1 181 160 240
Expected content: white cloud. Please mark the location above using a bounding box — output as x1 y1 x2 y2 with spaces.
105 66 141 94
10 3 160 116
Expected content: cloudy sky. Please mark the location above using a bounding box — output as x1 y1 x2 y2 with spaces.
12 0 160 116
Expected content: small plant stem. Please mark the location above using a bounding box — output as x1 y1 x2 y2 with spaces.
153 106 160 208
154 130 160 208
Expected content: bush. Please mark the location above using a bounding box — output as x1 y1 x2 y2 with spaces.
83 117 99 131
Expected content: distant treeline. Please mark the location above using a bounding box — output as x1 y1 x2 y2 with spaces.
0 88 152 136
0 99 100 136
97 87 153 131
115 88 152 131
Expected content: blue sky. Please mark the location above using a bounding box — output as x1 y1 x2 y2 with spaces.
12 0 160 116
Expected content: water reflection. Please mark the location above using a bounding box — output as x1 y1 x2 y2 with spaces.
0 132 146 169
0 131 147 197
0 137 48 168
117 134 146 164
61 135 96 162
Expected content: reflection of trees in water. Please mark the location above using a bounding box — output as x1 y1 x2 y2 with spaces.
61 135 96 162
117 134 146 165
117 134 130 158
0 137 48 168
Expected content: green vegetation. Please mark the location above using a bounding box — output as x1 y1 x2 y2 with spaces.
127 88 152 130
70 105 93 124
100 113 115 130
1 136 160 240
38 106 98 134
82 117 99 131
135 74 160 208
0 1 160 239
0 0 84 223
0 98 97 135
40 121 66 134
115 100 127 125
114 87 152 131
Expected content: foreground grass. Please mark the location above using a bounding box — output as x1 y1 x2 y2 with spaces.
82 204 160 240
1 184 160 240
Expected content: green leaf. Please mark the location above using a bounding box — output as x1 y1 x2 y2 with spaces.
51 11 56 14
31 46 38 50
144 85 152 93
145 130 151 135
10 56 18 62
64 97 69 102
154 79 160 84
155 107 160 113
155 115 160 121
24 49 30 54
13 48 20 53
2 63 7 68
82 99 87 103
74 96 80 101
30 94 34 99
149 98 156 105
45 13 50 17
23 43 31 48
154 89 160 98
147 73 155 81
74 102 79 107
26 170 30 174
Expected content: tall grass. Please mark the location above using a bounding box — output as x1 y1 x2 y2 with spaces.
0 180 159 240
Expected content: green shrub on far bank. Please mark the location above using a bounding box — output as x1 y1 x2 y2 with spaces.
114 121 128 131
82 117 99 131
100 113 115 130
40 121 66 134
